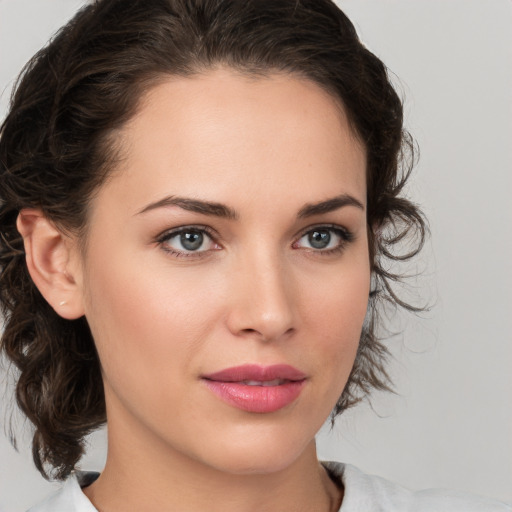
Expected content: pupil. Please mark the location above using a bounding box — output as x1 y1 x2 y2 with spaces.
309 230 330 249
180 231 203 251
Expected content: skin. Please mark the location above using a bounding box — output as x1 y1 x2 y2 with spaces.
20 68 370 512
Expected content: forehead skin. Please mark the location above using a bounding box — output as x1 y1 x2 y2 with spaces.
97 68 367 221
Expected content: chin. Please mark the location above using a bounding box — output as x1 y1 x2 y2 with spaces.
193 426 317 476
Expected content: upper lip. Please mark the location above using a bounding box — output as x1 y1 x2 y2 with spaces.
202 364 307 382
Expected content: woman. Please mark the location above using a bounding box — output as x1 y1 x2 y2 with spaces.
0 1 509 511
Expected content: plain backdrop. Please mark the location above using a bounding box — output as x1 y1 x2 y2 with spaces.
0 1 511 511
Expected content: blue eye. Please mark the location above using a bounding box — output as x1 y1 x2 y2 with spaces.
178 231 204 251
295 226 352 252
307 229 332 249
158 227 218 255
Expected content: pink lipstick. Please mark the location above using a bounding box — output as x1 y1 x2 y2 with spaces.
202 364 306 413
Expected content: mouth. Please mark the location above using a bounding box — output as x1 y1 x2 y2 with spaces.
238 379 288 386
201 364 307 413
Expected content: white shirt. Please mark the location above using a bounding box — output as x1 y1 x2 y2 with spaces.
27 462 512 512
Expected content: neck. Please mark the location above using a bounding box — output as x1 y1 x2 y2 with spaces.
83 412 342 512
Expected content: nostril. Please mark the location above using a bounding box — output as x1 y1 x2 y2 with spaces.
225 271 296 341
238 326 295 342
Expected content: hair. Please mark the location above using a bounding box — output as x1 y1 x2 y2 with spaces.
0 0 426 480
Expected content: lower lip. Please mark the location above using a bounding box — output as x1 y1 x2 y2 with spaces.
203 380 306 413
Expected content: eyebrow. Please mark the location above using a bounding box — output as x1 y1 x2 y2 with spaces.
136 193 364 219
297 194 364 218
137 196 239 220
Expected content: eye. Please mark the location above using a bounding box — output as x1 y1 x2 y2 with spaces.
293 226 353 253
157 226 219 256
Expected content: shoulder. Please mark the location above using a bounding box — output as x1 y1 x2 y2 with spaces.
322 461 512 512
26 472 99 512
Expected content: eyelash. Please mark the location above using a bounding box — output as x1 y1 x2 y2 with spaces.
156 225 219 258
155 224 354 258
294 224 354 255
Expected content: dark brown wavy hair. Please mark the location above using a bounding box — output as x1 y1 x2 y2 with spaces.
0 0 426 480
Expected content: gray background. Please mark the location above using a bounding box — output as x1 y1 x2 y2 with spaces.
0 1 511 510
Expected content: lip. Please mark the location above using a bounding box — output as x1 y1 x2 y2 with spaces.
202 364 307 413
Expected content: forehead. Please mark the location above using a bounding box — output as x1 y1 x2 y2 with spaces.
95 68 367 217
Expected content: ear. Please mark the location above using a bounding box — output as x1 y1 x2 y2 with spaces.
16 209 85 320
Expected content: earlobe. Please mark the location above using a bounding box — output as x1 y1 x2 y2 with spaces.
16 209 85 320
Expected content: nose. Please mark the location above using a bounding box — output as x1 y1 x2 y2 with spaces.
225 250 297 342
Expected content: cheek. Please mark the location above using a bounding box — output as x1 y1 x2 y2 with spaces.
81 247 224 387
301 256 370 381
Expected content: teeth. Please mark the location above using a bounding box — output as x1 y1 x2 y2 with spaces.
242 379 284 386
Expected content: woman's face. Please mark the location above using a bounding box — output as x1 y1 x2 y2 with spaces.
75 68 369 474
